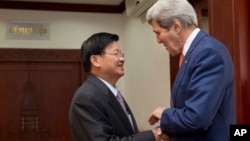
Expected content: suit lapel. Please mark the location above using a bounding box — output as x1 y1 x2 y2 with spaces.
172 30 208 107
88 74 135 133
123 100 139 132
108 92 136 133
88 74 137 134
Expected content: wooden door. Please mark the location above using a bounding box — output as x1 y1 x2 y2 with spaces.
0 49 83 141
208 0 250 123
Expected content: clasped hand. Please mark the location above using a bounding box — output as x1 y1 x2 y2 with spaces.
149 107 170 141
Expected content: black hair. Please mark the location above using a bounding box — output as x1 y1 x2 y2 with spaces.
81 32 119 72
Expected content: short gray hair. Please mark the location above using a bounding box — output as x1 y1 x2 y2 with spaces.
146 0 198 29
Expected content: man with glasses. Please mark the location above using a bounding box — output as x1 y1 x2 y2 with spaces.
69 32 169 141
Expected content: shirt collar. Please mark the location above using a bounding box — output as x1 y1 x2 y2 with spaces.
98 77 118 97
182 28 200 56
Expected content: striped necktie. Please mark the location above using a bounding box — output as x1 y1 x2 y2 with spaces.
117 91 128 115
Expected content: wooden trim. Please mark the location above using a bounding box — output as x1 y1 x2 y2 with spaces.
233 0 250 123
0 48 81 62
209 0 250 123
0 48 88 82
0 0 125 13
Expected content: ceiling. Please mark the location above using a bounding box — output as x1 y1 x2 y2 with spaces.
6 0 123 5
0 0 125 13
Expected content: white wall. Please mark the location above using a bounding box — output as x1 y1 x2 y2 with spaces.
122 14 171 131
0 9 123 49
0 9 171 131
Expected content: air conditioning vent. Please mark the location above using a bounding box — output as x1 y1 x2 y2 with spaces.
125 0 157 17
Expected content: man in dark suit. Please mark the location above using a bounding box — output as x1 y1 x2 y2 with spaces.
69 32 168 141
146 0 236 141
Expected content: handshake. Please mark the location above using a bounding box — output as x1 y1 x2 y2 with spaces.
149 107 170 141
152 126 170 141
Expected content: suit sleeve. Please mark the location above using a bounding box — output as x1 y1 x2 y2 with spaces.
160 47 229 135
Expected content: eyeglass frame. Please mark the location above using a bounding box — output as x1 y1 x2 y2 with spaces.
101 52 125 58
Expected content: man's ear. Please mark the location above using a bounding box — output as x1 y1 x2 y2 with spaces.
90 55 101 67
172 19 182 33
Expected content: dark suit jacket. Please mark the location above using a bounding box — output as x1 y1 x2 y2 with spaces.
161 30 236 141
69 74 155 141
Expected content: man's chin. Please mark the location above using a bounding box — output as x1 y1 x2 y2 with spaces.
118 72 124 77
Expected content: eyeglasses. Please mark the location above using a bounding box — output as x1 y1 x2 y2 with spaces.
102 52 125 58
